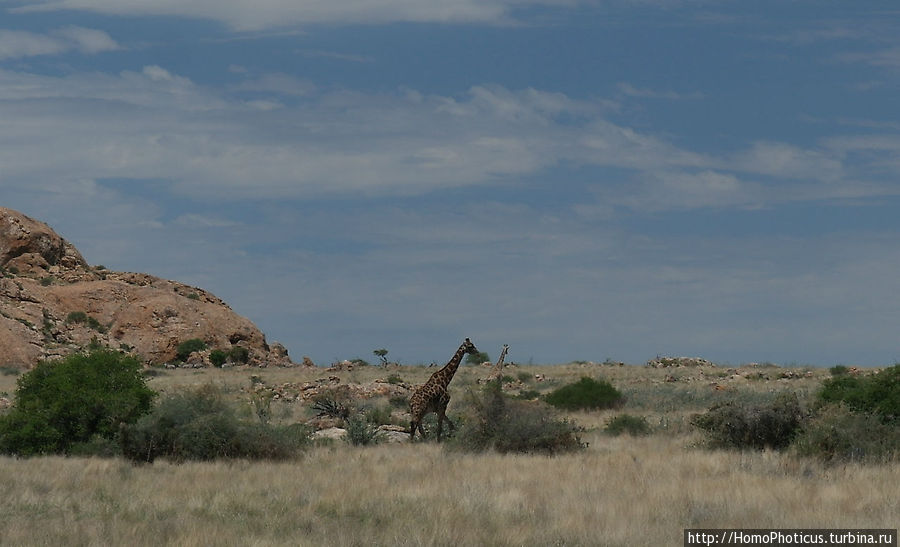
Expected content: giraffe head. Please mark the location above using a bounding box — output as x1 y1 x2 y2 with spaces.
462 337 478 357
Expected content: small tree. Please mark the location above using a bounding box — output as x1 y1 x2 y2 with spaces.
373 348 389 366
0 349 156 456
466 351 490 365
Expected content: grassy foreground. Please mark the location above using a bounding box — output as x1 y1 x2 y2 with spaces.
1 361 897 545
1 433 898 546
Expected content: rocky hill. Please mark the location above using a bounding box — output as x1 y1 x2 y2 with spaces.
0 207 296 369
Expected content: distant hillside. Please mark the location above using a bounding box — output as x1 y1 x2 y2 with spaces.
0 207 296 368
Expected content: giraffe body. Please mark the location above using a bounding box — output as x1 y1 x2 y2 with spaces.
409 338 478 441
488 344 509 383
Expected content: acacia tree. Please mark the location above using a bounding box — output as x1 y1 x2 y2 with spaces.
373 348 389 366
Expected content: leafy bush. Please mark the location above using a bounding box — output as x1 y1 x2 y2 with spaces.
176 338 208 361
691 392 802 450
209 349 228 367
818 365 900 421
793 404 899 464
544 376 624 411
466 351 490 365
605 414 652 437
449 383 585 455
0 349 156 456
829 365 849 376
120 384 308 463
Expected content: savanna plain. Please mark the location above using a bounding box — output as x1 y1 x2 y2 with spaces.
1 360 898 546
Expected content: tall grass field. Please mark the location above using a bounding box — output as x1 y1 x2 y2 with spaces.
0 361 897 546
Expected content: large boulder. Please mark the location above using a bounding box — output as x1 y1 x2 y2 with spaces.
0 207 294 368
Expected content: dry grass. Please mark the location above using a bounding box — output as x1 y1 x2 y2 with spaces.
1 362 896 545
1 434 898 546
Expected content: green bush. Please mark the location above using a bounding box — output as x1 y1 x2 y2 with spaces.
344 414 382 446
64 311 106 332
691 392 802 451
449 383 585 455
605 414 652 437
120 384 308 463
209 349 228 367
466 351 490 365
228 346 250 364
0 349 156 456
818 364 900 421
176 338 208 361
543 376 624 411
793 404 900 464
829 365 849 376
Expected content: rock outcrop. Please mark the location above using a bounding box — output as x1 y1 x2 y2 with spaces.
0 207 298 369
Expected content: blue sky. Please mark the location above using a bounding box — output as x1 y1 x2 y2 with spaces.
3 1 900 366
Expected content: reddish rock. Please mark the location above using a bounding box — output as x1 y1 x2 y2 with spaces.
0 207 294 368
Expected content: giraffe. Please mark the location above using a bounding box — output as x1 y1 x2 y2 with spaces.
487 344 509 383
408 337 479 441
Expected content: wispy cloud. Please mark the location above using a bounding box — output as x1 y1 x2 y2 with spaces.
10 0 570 30
0 26 118 59
617 82 704 100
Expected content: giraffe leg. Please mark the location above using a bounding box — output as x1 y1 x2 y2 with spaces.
409 419 417 441
436 411 444 441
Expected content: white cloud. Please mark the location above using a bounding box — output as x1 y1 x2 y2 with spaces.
11 0 568 30
0 26 118 59
733 141 843 181
53 25 120 53
0 64 894 213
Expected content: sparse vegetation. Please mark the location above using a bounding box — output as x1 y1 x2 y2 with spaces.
0 356 897 544
344 414 382 446
64 310 107 333
691 392 802 450
543 376 624 411
793 404 900 464
120 384 307 463
605 413 652 436
450 383 585 454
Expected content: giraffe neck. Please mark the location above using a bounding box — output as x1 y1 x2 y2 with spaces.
490 344 509 380
432 341 469 387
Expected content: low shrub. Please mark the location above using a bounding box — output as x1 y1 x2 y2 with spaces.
120 384 308 463
449 383 585 455
544 376 624 411
64 311 106 333
793 404 900 464
605 414 652 437
176 338 207 361
361 402 393 426
209 349 228 367
829 365 849 376
228 346 250 364
691 392 802 450
344 414 382 446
